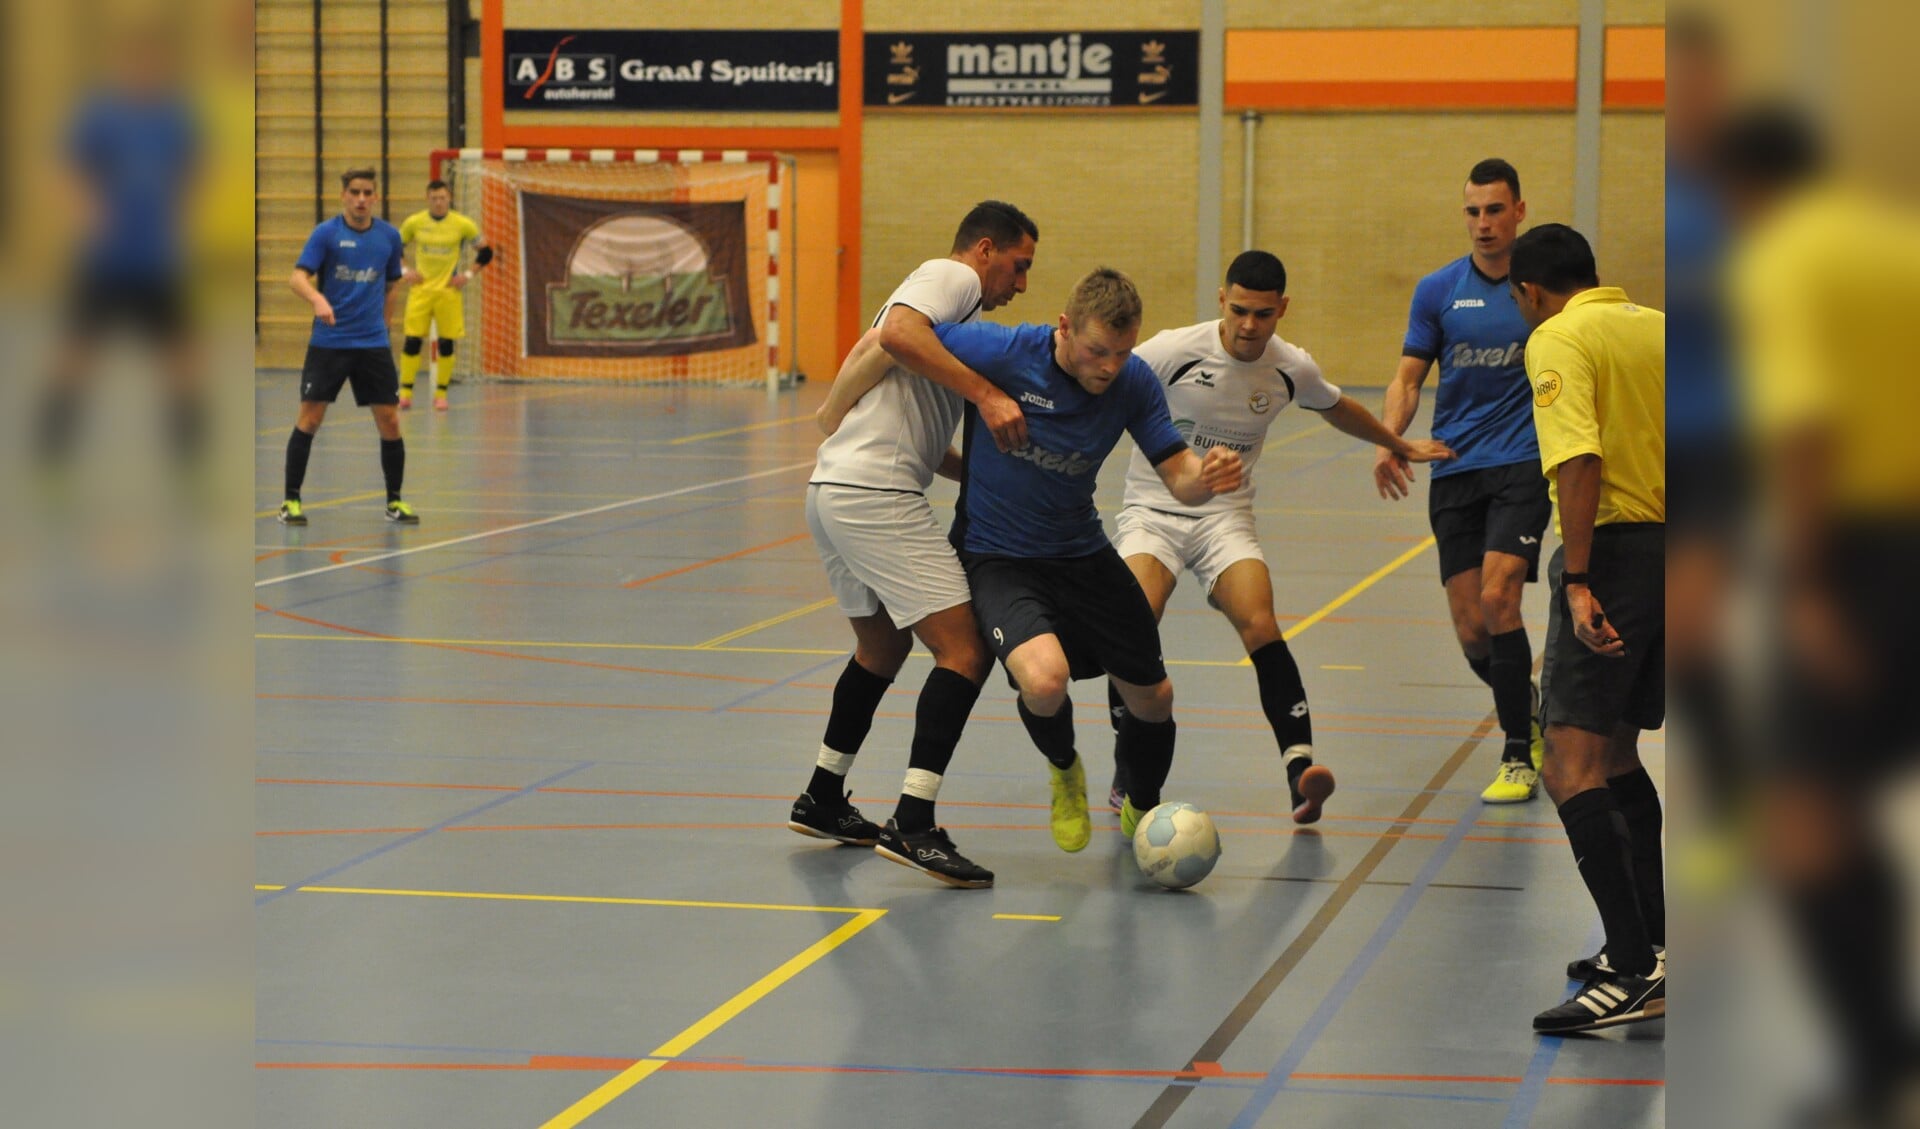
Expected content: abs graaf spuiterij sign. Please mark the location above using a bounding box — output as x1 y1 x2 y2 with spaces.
865 31 1198 108
521 194 758 358
506 30 838 111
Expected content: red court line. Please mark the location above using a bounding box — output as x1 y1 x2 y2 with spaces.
251 1058 1661 1086
258 777 518 792
255 604 772 686
622 532 812 589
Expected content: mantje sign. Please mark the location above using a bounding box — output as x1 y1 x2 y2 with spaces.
506 30 838 112
865 31 1198 108
522 194 758 358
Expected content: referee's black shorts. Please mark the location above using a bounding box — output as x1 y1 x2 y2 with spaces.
961 546 1169 688
1541 524 1665 735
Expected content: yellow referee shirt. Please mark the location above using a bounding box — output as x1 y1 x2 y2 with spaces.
398 209 481 290
1524 287 1666 532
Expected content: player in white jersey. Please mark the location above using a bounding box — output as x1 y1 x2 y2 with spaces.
789 201 1038 888
1108 251 1453 822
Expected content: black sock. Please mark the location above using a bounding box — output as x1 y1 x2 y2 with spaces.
1489 629 1534 762
1116 715 1175 811
1784 844 1918 1110
1107 682 1131 790
807 657 894 798
1466 652 1492 686
1607 767 1666 947
894 667 983 832
285 426 316 501
1250 640 1312 751
1017 696 1077 769
380 437 405 503
1557 787 1656 976
1674 662 1744 819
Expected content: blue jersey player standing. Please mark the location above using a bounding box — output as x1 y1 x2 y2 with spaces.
937 268 1243 854
1374 159 1552 803
278 168 416 526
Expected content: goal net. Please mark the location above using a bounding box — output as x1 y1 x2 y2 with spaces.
431 148 789 387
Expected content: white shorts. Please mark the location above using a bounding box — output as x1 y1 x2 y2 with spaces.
805 483 971 629
1111 505 1267 596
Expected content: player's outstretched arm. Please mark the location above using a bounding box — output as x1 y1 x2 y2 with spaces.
1374 355 1435 500
879 306 1028 452
816 327 889 435
1321 394 1454 462
1154 446 1243 505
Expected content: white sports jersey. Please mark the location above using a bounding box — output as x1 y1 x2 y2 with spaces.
1122 320 1341 515
809 258 984 493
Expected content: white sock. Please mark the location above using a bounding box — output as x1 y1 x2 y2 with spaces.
816 745 855 776
1282 745 1314 767
902 768 942 801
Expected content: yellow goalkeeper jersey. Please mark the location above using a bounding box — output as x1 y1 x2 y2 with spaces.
398 209 481 290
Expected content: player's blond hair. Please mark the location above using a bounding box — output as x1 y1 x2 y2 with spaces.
1065 267 1142 333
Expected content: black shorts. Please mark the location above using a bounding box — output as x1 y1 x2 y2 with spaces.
1667 438 1750 543
1540 526 1665 735
68 274 187 342
1773 524 1920 777
301 345 400 406
1429 461 1552 584
961 546 1168 688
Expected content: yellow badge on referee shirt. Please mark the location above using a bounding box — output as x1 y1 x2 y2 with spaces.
1533 371 1561 407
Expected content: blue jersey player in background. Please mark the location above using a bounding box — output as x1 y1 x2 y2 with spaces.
935 267 1243 855
278 168 416 527
1374 159 1552 804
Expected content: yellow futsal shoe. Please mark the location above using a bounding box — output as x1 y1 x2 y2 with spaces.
1481 760 1540 804
1048 756 1091 852
1120 795 1143 839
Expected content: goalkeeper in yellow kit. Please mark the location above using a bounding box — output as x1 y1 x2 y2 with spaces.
397 179 490 410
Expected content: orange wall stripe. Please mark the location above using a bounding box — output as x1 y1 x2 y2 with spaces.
1226 80 1576 111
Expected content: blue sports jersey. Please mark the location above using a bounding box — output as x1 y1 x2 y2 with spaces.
295 215 405 349
1665 161 1735 444
1402 255 1540 477
68 92 198 281
937 321 1188 558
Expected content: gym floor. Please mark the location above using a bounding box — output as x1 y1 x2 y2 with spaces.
254 375 1665 1128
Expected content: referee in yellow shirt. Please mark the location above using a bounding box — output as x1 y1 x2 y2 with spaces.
1506 224 1667 1034
397 179 490 410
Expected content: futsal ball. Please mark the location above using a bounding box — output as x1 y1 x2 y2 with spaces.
1132 802 1222 890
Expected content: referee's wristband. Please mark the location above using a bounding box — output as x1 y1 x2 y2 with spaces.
1561 571 1591 587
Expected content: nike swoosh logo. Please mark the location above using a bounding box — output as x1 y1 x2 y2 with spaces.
1138 91 1168 104
888 91 916 104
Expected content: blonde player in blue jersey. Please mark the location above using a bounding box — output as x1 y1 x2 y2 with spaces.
1106 251 1453 824
397 179 490 410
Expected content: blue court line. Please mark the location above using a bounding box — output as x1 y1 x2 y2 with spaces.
708 654 850 714
254 760 593 907
1501 923 1606 1128
1225 799 1485 1128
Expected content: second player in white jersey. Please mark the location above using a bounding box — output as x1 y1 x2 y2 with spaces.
788 201 1038 890
1104 251 1453 825
1123 320 1342 516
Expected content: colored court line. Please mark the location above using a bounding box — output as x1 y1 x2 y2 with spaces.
251 882 878 917
666 413 813 445
254 489 387 520
254 761 594 907
1245 535 1437 662
539 909 887 1127
621 532 812 589
255 460 813 588
694 598 839 648
991 914 1062 922
1321 664 1365 671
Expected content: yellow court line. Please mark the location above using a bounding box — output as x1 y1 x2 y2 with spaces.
251 632 1255 668
1239 535 1437 665
541 909 887 1127
252 883 877 916
1261 421 1324 451
668 414 812 446
254 489 386 519
1321 664 1366 671
992 913 1063 922
694 598 839 649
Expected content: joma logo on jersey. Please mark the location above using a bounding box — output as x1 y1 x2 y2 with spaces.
1449 341 1524 369
1452 298 1487 309
1019 391 1055 410
1008 443 1095 476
